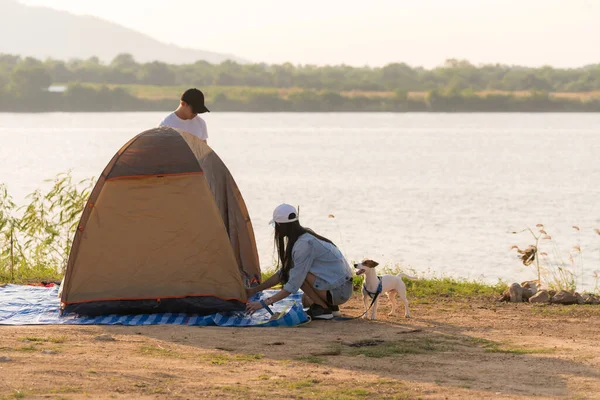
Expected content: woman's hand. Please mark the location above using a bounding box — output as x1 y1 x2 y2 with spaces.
246 301 264 315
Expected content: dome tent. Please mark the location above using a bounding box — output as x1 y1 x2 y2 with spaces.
60 127 260 316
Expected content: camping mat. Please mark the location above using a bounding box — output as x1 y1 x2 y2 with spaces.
0 284 309 327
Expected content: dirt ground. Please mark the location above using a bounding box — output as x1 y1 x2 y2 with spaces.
1 294 600 400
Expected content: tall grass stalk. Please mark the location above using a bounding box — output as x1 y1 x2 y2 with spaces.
511 224 599 293
0 173 94 283
0 184 17 280
511 225 544 283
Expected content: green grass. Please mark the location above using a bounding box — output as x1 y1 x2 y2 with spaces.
403 276 506 298
19 335 67 344
207 354 230 365
16 344 38 352
48 336 68 343
295 355 326 364
289 379 319 390
271 378 411 400
139 345 262 363
345 338 442 358
48 386 82 394
232 353 263 361
275 378 320 390
196 377 413 400
350 267 506 298
19 336 45 342
260 267 506 300
137 345 261 364
470 337 555 355
6 390 27 400
195 351 263 365
138 345 183 358
485 346 554 355
327 388 370 398
0 265 63 284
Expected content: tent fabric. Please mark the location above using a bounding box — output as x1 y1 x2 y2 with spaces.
106 128 201 179
0 285 309 327
197 150 260 282
179 130 260 282
64 176 244 303
60 127 261 316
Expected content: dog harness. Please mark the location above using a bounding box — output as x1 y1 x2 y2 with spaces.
329 277 383 321
363 276 383 299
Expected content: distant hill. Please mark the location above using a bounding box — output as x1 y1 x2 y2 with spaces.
0 0 244 64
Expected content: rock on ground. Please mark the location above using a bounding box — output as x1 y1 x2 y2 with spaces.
550 290 578 305
509 283 523 303
529 290 550 303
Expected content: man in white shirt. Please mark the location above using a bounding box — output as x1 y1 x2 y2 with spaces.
159 88 209 142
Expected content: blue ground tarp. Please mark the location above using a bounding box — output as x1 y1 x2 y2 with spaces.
0 284 309 327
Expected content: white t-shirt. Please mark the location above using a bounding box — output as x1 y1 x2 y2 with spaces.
159 112 208 141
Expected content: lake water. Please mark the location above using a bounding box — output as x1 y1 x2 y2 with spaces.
1 112 599 290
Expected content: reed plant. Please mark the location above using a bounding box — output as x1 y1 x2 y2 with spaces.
511 224 600 293
0 172 94 283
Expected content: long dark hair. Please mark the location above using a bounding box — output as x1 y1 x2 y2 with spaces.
275 220 335 283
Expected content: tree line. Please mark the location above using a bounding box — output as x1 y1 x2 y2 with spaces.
2 85 599 112
1 53 600 112
2 53 600 92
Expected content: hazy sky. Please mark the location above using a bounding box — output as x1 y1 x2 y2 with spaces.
19 0 599 67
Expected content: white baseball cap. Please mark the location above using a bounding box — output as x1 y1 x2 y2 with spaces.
269 204 299 225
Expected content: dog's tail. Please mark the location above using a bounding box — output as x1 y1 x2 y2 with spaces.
397 272 418 280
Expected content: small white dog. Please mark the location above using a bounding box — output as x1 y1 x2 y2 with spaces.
354 259 416 320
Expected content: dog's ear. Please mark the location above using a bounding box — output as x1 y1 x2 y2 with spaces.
364 259 379 268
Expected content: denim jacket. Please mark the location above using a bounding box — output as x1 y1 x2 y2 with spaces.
281 233 353 294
